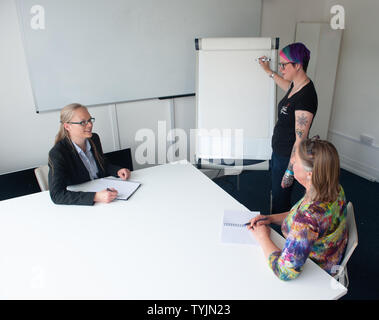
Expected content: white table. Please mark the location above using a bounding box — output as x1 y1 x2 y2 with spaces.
0 162 347 299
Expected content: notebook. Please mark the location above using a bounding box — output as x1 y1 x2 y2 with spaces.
221 210 260 245
67 177 141 200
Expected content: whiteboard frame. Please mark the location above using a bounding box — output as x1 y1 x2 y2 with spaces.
15 0 262 113
195 37 278 165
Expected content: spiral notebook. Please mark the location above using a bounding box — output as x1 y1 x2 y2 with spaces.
67 177 141 201
221 210 260 245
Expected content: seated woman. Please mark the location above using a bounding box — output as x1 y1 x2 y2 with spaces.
48 103 131 205
248 138 348 280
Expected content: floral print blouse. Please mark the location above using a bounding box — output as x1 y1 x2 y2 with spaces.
268 186 348 281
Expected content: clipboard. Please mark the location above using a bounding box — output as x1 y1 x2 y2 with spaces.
67 177 141 201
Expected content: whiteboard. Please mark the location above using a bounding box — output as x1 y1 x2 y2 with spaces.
15 0 262 112
196 37 277 162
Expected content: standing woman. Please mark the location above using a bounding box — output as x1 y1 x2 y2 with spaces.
259 42 318 214
48 103 131 205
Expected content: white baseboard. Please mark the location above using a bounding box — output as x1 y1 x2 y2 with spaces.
329 129 379 150
339 154 379 182
328 130 379 182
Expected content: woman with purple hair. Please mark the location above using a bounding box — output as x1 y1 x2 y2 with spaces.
258 42 318 214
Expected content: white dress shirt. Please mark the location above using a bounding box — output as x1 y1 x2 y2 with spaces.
72 139 99 180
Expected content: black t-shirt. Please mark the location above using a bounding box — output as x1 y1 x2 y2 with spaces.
271 80 318 157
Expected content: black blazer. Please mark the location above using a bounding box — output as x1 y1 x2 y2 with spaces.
48 133 121 205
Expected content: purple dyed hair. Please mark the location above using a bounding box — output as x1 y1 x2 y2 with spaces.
280 42 311 72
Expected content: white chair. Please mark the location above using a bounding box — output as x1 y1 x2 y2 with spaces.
34 165 49 191
334 201 358 288
198 159 269 191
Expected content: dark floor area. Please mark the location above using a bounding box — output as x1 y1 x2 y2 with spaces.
213 168 379 300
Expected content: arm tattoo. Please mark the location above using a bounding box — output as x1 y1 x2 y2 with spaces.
296 113 309 127
282 148 295 188
287 146 295 171
282 174 294 188
287 148 294 171
282 167 294 188
296 129 304 138
290 145 296 158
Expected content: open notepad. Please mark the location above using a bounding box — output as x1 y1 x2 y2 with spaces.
67 177 141 200
221 210 260 245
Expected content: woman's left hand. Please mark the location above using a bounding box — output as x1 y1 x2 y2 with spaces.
117 168 131 180
248 223 271 243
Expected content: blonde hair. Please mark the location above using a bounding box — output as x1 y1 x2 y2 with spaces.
298 138 340 202
55 103 84 144
51 103 105 172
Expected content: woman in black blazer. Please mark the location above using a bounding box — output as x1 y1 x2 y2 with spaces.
48 103 131 205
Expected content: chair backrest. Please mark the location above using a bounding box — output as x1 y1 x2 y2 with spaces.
0 168 41 201
339 202 358 269
104 148 133 171
34 165 49 191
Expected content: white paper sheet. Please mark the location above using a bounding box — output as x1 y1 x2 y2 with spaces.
67 177 141 200
221 210 260 245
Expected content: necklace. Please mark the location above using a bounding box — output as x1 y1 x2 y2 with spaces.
290 77 309 96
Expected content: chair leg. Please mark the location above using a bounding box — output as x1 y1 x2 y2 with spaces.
344 267 349 288
270 191 272 214
336 266 349 288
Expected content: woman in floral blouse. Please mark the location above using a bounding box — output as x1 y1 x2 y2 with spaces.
249 138 348 281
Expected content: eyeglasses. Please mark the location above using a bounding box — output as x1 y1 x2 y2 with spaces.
65 117 95 126
278 62 294 69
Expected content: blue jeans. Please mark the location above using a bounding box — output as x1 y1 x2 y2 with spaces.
270 152 296 214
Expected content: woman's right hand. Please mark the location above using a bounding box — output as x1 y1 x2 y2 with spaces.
94 188 118 203
258 56 271 73
248 214 272 229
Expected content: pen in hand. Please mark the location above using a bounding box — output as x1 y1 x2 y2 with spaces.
244 217 269 229
255 57 271 62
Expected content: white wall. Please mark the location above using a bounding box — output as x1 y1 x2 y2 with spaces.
261 0 379 181
0 0 195 175
0 0 115 173
1 0 58 174
116 99 173 170
2 0 379 182
326 0 379 181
